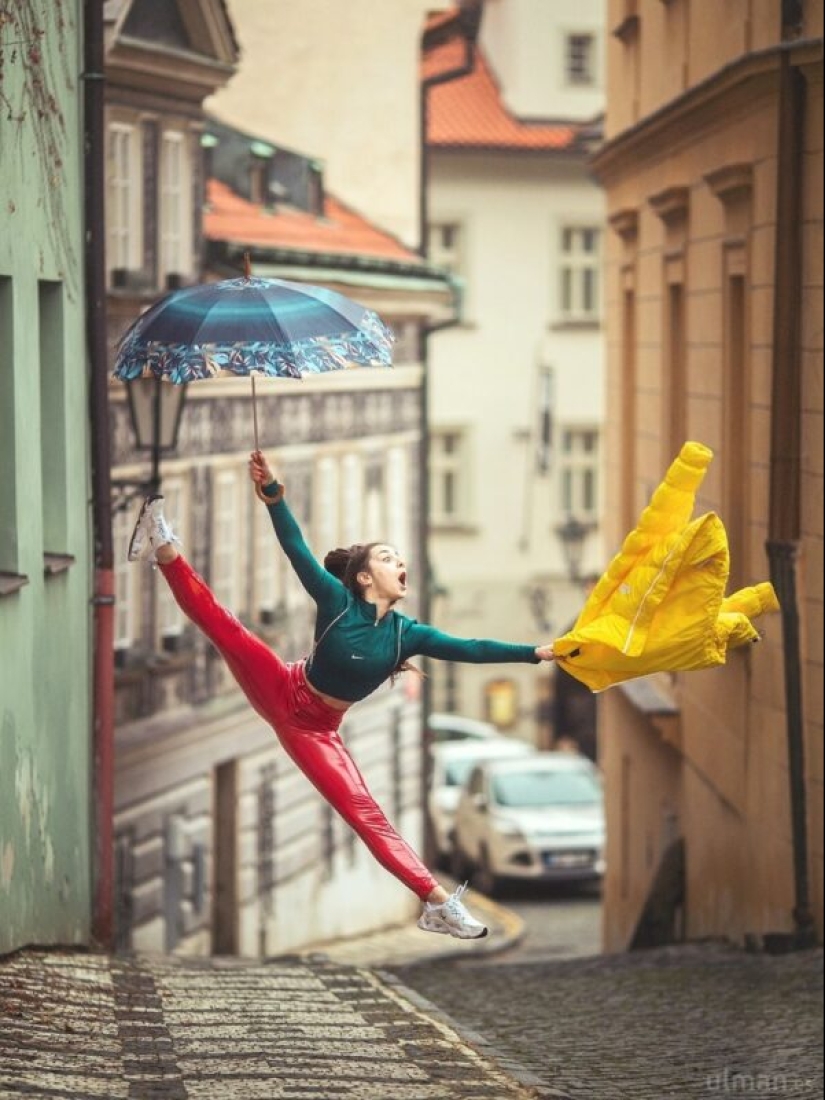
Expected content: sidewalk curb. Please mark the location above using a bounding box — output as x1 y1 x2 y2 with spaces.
375 968 572 1099
296 882 527 969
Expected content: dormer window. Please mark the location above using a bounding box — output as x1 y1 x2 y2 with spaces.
250 159 269 206
307 163 324 217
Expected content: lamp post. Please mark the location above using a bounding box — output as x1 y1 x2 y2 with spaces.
112 378 187 510
555 514 593 582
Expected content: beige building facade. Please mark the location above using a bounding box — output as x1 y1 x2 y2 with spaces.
593 0 823 950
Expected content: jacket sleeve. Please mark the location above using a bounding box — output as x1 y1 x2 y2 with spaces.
264 483 345 609
404 621 540 665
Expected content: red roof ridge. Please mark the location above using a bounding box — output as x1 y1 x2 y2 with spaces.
204 179 425 268
426 43 582 152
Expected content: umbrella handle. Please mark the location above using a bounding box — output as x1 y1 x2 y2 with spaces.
251 374 260 451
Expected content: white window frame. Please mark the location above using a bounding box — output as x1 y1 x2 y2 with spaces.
430 427 471 527
364 461 385 543
559 225 602 322
156 476 188 642
253 499 284 620
340 453 364 548
386 447 410 558
160 129 192 280
107 122 142 274
212 468 243 614
114 507 140 650
314 455 341 560
564 31 597 87
558 426 600 521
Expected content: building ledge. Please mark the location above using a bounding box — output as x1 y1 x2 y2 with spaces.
619 674 679 716
549 319 602 333
44 552 76 577
620 674 681 750
0 572 29 598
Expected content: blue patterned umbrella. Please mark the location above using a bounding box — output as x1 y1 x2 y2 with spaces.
112 270 394 446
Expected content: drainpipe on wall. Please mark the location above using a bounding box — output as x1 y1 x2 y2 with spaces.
764 43 817 953
417 1 481 864
83 0 115 950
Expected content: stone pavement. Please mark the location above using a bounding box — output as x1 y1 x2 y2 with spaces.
395 943 825 1100
0 948 538 1100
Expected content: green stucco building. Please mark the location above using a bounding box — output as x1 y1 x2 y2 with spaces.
0 1 93 952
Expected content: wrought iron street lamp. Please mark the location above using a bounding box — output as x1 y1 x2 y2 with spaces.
555 514 593 581
112 378 187 511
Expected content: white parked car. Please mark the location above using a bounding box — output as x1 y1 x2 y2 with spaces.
452 753 606 895
427 737 536 865
425 712 500 745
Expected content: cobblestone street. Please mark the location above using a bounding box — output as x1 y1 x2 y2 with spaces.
392 943 825 1100
0 950 538 1100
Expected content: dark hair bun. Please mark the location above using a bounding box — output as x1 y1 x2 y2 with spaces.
323 547 353 581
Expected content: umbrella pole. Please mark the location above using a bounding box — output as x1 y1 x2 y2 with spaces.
251 374 260 451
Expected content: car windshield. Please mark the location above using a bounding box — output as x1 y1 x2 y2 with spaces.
492 769 601 808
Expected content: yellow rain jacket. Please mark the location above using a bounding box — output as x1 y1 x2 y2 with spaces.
553 442 779 692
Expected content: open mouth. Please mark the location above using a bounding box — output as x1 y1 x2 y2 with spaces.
399 571 408 589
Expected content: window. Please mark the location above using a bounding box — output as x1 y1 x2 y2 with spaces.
0 277 16 574
314 456 340 560
364 461 385 541
565 33 596 86
484 678 518 729
107 123 141 274
723 265 748 590
620 287 637 531
665 280 686 459
212 469 243 613
156 478 188 643
559 428 599 519
341 454 364 547
114 507 140 650
39 281 67 555
560 227 601 321
430 429 470 526
160 131 190 280
253 498 283 621
428 222 464 278
386 320 420 365
537 367 555 474
386 447 410 559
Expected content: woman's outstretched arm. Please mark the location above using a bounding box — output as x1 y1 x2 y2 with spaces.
248 450 344 608
404 621 554 664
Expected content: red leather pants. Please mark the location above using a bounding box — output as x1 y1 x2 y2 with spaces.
159 556 438 900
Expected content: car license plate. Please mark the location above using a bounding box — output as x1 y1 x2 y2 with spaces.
544 851 593 868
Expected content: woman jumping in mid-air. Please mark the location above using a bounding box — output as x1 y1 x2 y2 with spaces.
128 450 556 939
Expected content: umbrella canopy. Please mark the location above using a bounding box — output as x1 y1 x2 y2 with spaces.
113 274 394 384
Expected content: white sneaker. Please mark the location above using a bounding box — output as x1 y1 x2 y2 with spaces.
127 495 180 564
417 883 488 940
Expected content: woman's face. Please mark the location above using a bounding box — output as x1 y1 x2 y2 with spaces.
362 544 408 602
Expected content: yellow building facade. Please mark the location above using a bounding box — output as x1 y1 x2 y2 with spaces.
593 0 823 950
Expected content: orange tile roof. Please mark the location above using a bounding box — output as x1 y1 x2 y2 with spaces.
426 42 579 152
204 180 424 266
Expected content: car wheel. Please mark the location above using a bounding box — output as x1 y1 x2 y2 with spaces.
473 845 501 898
